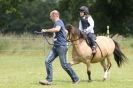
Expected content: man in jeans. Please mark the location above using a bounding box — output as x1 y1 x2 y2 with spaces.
39 10 79 85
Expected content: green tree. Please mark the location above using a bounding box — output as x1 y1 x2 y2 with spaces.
91 0 133 34
59 0 91 25
0 0 58 33
1 0 133 34
59 0 133 35
0 0 34 33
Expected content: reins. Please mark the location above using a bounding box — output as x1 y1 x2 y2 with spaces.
34 31 72 46
34 31 54 45
66 34 84 45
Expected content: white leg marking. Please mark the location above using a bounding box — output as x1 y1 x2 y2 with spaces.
103 70 108 80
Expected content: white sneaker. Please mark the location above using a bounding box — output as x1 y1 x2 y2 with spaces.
39 80 52 85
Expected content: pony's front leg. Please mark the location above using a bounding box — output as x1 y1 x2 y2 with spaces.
69 60 80 66
86 62 92 81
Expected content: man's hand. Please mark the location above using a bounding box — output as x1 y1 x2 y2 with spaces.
41 26 61 33
41 29 47 32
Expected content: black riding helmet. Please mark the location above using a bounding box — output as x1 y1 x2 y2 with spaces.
79 6 89 15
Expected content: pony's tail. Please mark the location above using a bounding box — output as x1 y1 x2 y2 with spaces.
113 40 127 67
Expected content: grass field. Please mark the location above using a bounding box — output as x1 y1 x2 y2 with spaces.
0 34 133 88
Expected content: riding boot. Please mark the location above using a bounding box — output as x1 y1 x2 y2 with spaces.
92 46 96 54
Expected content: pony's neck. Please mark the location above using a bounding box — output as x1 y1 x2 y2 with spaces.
71 36 84 46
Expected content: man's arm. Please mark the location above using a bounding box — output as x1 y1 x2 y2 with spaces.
41 26 61 33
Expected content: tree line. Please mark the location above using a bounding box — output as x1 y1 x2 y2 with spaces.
0 0 133 35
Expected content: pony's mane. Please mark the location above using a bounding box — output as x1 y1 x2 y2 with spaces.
66 24 85 39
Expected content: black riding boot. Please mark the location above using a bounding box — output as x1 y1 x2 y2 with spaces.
92 46 96 54
87 33 96 54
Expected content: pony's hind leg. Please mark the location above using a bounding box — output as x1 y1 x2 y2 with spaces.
100 59 108 80
101 57 112 80
107 56 112 71
106 56 112 75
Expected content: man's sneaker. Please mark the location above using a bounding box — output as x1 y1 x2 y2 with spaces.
73 79 80 84
39 80 52 85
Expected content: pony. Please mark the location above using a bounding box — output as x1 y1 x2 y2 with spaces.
66 24 127 81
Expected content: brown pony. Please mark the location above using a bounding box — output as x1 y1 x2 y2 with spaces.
66 24 127 81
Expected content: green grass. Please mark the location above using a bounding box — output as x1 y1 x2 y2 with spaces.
0 33 52 55
0 54 133 88
0 34 133 88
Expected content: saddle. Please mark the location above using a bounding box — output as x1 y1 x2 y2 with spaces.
81 32 97 48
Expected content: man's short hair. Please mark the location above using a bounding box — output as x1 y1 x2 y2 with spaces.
50 10 60 17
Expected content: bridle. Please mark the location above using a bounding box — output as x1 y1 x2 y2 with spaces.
66 32 84 45
67 34 81 42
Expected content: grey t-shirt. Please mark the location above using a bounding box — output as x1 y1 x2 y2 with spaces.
53 19 67 46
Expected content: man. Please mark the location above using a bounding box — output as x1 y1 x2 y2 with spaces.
39 10 79 85
79 6 96 54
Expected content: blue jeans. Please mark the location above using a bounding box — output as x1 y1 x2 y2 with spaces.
87 33 96 47
45 45 79 82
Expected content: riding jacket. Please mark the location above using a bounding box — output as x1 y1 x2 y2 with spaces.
79 15 94 34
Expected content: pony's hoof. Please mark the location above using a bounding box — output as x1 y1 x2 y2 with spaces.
103 78 107 81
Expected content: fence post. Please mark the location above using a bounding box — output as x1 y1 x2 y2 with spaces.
107 25 110 37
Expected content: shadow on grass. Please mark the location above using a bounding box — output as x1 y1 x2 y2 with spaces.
30 79 105 86
54 79 104 83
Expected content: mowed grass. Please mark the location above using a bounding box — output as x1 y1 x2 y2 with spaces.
0 35 133 88
0 54 133 88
